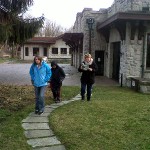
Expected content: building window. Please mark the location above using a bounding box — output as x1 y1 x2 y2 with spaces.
142 7 149 12
61 48 67 54
33 47 39 56
146 34 150 69
25 47 29 56
69 48 72 54
52 48 58 54
43 47 47 56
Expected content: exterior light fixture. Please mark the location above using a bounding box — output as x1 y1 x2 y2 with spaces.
86 18 94 54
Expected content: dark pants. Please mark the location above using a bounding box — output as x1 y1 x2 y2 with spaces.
81 83 93 100
51 83 61 101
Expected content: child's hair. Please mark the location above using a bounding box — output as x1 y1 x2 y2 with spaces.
33 56 42 65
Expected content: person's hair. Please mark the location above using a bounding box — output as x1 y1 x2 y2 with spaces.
51 60 57 67
84 53 91 58
33 56 42 65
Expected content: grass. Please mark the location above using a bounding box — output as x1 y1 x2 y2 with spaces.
0 84 79 150
0 57 71 64
1 85 150 150
49 86 150 150
0 57 33 64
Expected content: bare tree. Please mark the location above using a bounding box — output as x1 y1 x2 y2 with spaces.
38 19 65 37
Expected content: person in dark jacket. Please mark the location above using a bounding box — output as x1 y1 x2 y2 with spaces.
50 61 66 103
78 53 98 101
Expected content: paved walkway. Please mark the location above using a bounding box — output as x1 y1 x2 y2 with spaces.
22 94 81 150
0 63 119 86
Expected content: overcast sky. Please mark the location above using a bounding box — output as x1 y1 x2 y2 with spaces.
26 0 114 29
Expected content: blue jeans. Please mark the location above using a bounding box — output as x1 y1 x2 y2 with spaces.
81 83 93 99
34 86 46 112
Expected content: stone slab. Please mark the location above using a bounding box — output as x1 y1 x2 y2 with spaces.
27 136 61 148
22 123 49 130
33 145 66 150
60 101 70 104
24 129 54 138
29 112 51 117
49 103 65 107
44 107 55 113
46 105 60 109
22 116 48 123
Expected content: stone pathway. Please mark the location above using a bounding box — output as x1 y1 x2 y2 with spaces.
22 94 81 150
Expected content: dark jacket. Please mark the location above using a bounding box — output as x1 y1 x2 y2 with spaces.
78 60 98 84
50 63 65 86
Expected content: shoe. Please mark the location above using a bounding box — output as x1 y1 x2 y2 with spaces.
55 100 60 103
35 110 39 114
81 95 85 100
38 111 44 115
56 97 61 103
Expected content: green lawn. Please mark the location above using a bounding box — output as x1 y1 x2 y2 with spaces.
50 86 150 150
0 85 150 150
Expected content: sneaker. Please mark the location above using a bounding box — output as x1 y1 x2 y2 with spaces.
35 110 39 114
55 100 61 103
38 111 44 115
56 97 61 103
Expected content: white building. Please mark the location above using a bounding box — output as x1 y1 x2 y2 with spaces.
20 36 71 61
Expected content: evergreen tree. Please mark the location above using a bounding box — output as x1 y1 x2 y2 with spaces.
0 0 44 45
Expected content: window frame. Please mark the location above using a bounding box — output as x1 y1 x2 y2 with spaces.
52 48 58 54
33 47 39 56
61 48 67 54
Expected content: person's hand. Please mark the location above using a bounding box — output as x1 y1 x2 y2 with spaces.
88 68 92 71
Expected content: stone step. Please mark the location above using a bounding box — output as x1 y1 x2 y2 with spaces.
22 116 49 123
22 123 50 130
27 136 61 148
24 129 54 139
33 145 66 150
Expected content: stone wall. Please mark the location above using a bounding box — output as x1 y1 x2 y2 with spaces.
73 8 107 59
108 0 150 17
72 0 150 88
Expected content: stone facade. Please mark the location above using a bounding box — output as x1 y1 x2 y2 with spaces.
71 0 150 93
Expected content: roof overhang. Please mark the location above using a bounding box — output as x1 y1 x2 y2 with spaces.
25 37 56 45
97 11 150 42
97 11 150 30
62 33 84 50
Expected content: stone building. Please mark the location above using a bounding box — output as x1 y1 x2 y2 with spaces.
21 36 71 61
62 0 150 93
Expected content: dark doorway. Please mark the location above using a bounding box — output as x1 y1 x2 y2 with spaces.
95 51 104 76
112 42 120 81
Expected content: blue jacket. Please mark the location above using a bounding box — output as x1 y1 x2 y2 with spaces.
29 62 51 87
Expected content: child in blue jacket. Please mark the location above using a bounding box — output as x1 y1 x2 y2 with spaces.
29 56 51 115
